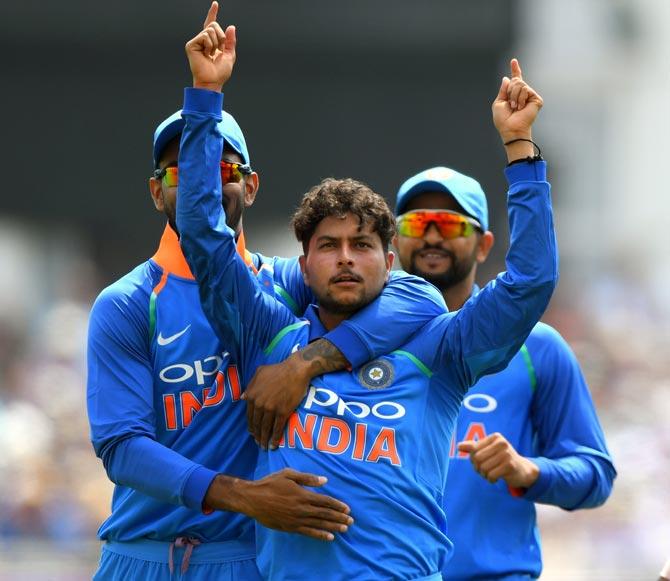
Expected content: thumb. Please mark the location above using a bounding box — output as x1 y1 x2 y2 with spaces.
224 25 237 54
495 76 510 102
286 470 328 487
457 440 477 454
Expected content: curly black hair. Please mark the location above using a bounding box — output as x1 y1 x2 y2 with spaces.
291 178 396 253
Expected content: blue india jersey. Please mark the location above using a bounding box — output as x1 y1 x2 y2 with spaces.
175 87 559 580
87 112 449 548
87 226 292 543
443 322 616 580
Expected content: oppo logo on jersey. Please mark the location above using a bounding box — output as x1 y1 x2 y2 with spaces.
462 393 498 413
269 386 406 467
303 386 406 421
159 354 225 386
160 355 243 431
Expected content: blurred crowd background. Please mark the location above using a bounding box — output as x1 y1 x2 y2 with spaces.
1 0 668 578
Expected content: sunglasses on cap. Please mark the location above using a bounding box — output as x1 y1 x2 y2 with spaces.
396 209 482 239
153 160 252 188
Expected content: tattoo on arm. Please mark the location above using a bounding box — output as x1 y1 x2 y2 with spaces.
299 339 349 376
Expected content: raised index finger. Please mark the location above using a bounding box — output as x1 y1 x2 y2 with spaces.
203 1 219 28
510 58 523 79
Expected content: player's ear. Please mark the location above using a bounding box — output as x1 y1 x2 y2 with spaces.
385 250 395 280
243 172 259 207
298 254 309 286
149 177 165 211
477 231 494 263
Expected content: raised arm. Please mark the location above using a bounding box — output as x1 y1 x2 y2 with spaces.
174 2 353 540
436 59 558 389
176 6 297 358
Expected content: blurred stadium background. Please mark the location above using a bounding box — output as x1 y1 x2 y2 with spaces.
1 0 669 578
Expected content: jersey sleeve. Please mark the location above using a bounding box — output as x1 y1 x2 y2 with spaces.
434 161 559 390
270 255 449 368
87 287 217 509
520 324 616 508
266 255 311 316
176 87 299 371
325 271 448 367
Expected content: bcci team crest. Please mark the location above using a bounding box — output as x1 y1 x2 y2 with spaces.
358 359 395 390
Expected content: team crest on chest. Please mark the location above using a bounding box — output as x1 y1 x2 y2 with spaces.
358 359 394 390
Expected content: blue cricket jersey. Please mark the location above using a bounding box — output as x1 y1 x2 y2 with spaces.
443 321 616 580
86 133 448 546
175 87 559 580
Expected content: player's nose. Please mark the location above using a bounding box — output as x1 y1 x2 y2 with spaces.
423 223 444 244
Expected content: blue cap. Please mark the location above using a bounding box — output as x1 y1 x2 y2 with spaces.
152 109 250 168
395 166 489 231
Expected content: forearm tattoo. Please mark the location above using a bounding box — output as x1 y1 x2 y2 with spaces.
299 339 349 375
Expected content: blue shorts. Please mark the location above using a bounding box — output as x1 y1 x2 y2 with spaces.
94 538 261 581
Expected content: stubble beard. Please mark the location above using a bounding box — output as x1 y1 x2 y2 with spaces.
407 246 477 293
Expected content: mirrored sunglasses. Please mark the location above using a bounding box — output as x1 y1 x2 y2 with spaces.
153 160 252 188
397 209 482 239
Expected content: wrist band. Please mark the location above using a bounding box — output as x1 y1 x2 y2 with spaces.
504 138 542 157
507 155 543 167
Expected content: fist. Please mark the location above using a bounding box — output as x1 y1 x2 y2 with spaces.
457 432 540 489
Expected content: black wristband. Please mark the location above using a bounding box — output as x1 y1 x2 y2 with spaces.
503 138 542 157
507 155 543 167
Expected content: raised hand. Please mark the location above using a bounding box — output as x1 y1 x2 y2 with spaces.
184 1 236 92
492 58 543 145
204 469 354 541
457 432 540 489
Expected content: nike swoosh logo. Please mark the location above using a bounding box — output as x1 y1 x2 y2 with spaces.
291 343 301 353
157 325 191 346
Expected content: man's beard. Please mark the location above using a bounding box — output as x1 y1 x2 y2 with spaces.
407 245 477 292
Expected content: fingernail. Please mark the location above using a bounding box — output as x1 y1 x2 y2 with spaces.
326 533 334 541
510 101 516 109
347 517 354 525
339 525 348 533
318 476 327 484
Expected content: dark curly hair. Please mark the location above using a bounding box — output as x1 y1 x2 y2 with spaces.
291 178 396 253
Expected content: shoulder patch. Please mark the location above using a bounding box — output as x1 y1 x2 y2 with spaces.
358 359 395 390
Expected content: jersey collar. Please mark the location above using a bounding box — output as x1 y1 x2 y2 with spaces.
303 305 328 341
151 223 257 279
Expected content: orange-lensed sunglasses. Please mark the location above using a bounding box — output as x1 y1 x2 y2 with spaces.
397 209 482 239
154 160 252 188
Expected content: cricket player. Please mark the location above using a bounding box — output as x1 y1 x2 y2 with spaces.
175 8 558 579
86 6 450 580
393 65 616 576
